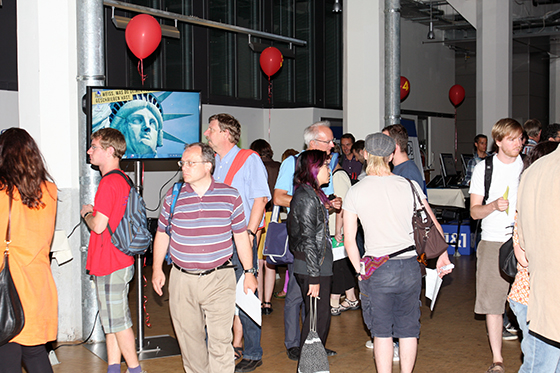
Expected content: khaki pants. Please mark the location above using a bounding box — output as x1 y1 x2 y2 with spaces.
169 266 236 373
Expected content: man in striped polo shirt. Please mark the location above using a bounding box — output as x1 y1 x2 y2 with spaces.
152 142 258 373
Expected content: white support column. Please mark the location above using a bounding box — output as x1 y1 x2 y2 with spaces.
343 0 385 139
550 38 560 124
17 0 82 341
476 0 512 136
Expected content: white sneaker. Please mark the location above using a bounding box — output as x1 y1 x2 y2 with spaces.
365 340 374 349
393 342 400 362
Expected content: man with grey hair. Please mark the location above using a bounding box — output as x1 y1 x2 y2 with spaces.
152 142 258 373
273 121 342 360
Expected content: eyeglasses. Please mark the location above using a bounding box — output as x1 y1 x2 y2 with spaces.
314 138 334 145
89 145 103 151
178 160 208 168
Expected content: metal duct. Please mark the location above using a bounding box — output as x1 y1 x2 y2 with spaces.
77 0 106 343
385 0 401 126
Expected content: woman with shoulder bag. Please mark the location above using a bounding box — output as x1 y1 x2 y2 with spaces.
343 133 452 373
288 150 339 356
0 128 58 373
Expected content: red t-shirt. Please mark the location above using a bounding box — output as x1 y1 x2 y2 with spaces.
86 171 135 276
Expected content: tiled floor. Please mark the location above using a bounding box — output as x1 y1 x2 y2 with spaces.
51 255 523 372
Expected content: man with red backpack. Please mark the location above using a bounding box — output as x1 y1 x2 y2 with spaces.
204 113 270 372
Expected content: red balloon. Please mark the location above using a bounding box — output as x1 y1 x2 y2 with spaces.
260 47 283 78
125 14 162 60
449 84 465 107
400 76 410 102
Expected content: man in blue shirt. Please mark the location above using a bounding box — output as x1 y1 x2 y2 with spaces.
382 124 427 194
273 121 341 361
204 113 270 373
464 134 489 186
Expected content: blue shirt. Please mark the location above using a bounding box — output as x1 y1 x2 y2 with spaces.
213 145 271 225
393 159 427 195
274 153 335 198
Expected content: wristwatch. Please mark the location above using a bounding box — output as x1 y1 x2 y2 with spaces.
243 268 258 275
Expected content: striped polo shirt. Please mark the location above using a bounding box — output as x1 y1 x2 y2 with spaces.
157 179 247 270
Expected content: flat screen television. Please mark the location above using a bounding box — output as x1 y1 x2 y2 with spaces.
86 87 201 160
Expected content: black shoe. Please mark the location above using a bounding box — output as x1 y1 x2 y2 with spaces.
235 359 263 372
287 347 300 361
261 302 273 315
325 348 337 357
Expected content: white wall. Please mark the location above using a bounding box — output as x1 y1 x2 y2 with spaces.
0 90 19 131
17 0 81 341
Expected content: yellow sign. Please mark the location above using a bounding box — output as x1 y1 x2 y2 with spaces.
91 90 158 105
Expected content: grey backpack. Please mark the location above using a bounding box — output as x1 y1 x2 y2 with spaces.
104 170 152 256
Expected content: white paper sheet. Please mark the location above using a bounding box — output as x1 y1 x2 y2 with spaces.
236 274 262 326
424 268 443 311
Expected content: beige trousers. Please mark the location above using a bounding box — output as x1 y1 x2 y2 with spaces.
169 266 236 373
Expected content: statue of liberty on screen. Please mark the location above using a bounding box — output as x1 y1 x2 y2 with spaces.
92 91 192 159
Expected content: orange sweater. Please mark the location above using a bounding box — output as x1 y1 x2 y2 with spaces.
0 182 58 345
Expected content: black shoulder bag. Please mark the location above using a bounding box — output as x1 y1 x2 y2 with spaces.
0 196 25 346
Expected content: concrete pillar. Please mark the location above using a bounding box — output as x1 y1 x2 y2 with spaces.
344 0 385 139
550 38 560 123
17 0 83 341
476 0 512 136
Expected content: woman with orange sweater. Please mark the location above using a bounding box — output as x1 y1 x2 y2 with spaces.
0 128 58 373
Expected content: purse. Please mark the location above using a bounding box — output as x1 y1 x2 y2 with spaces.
499 237 517 280
0 196 25 346
359 246 416 280
407 179 449 261
298 296 329 373
263 205 294 265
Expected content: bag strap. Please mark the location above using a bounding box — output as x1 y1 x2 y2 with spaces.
483 155 493 205
166 182 183 235
103 169 133 238
223 149 258 186
405 178 423 212
271 205 281 223
309 295 318 332
5 195 12 254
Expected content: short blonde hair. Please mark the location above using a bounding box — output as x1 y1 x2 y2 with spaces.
365 153 391 176
492 118 523 142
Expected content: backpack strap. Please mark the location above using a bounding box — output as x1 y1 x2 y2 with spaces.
223 149 258 186
102 169 133 237
483 155 493 205
166 182 183 235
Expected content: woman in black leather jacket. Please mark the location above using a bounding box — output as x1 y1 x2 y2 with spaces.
287 150 336 355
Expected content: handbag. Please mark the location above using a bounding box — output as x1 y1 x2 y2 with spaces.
298 296 329 373
0 196 25 346
263 205 294 265
407 179 449 261
499 237 517 280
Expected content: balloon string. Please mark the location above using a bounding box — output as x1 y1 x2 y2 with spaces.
142 256 151 328
137 60 147 85
268 76 272 142
454 107 458 159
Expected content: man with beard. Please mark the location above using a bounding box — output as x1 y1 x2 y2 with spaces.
469 118 524 373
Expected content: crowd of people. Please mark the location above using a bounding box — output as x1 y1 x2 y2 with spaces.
2 114 560 373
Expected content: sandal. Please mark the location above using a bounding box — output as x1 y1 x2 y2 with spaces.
262 302 273 315
234 346 243 360
486 362 505 373
331 306 342 316
273 291 286 299
339 298 360 312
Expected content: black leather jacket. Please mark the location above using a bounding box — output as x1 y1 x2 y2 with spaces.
287 184 330 282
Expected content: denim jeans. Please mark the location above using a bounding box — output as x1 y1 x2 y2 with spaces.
232 239 263 361
509 299 560 373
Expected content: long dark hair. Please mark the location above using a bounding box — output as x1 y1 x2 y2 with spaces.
293 150 329 205
523 141 559 171
0 128 54 208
